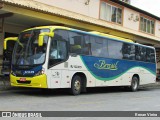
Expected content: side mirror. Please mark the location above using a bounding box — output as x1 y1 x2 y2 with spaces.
38 34 44 47
4 37 18 50
38 32 54 46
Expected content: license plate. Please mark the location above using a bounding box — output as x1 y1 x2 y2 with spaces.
20 78 26 82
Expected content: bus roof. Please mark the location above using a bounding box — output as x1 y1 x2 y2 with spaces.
21 26 155 50
22 26 71 32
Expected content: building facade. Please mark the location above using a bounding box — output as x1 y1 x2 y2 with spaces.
32 0 160 42
0 0 160 73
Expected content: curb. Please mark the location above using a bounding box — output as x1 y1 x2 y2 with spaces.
141 82 160 88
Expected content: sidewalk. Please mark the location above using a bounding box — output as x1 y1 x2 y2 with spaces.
141 81 160 88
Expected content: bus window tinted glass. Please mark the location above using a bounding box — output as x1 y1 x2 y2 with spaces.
146 48 155 63
90 36 104 57
68 31 90 55
83 35 91 55
49 40 67 67
69 32 83 54
135 46 146 62
122 43 135 60
108 40 123 59
101 39 108 57
54 30 68 41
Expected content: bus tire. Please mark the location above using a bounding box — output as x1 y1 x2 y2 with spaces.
70 75 82 95
130 76 139 92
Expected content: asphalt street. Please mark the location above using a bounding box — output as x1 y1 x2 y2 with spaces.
0 85 160 111
0 79 160 119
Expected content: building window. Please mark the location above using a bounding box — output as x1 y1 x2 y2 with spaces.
100 1 122 24
140 16 155 34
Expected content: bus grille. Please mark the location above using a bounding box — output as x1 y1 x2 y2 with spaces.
17 80 31 84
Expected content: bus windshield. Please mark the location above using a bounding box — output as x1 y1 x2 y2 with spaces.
12 29 49 67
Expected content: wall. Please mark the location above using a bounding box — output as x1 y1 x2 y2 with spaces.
155 20 160 38
0 23 27 55
0 33 4 55
123 7 139 31
33 0 160 42
34 0 100 19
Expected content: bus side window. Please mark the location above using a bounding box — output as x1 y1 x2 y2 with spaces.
68 31 92 56
82 35 91 55
71 36 82 54
141 47 146 62
101 39 108 58
146 48 155 63
90 36 107 57
122 43 135 60
49 34 67 68
150 49 155 63
135 46 146 62
57 40 67 59
135 46 140 61
54 30 69 41
108 40 123 59
146 48 151 62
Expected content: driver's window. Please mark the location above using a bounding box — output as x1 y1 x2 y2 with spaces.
57 41 67 59
49 40 58 59
49 39 67 67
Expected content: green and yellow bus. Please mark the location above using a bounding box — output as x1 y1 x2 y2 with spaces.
10 26 156 95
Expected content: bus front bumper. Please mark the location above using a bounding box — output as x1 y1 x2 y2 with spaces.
10 74 48 88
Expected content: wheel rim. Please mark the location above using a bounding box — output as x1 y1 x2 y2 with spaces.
74 80 81 92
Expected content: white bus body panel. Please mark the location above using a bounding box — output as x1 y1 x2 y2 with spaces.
46 56 156 89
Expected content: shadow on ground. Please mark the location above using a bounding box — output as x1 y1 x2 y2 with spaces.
1 85 155 98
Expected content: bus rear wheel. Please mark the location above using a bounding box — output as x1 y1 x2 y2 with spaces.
130 76 139 92
70 75 82 95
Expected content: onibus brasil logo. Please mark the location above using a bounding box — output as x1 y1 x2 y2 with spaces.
94 60 119 70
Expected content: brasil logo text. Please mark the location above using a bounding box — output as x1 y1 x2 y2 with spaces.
94 60 119 70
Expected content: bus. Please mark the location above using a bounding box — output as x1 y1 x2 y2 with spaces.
10 26 156 95
1 37 17 75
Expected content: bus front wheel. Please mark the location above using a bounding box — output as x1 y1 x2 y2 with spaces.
70 75 82 95
130 76 139 92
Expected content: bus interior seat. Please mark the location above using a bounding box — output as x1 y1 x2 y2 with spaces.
135 55 141 61
70 45 82 54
